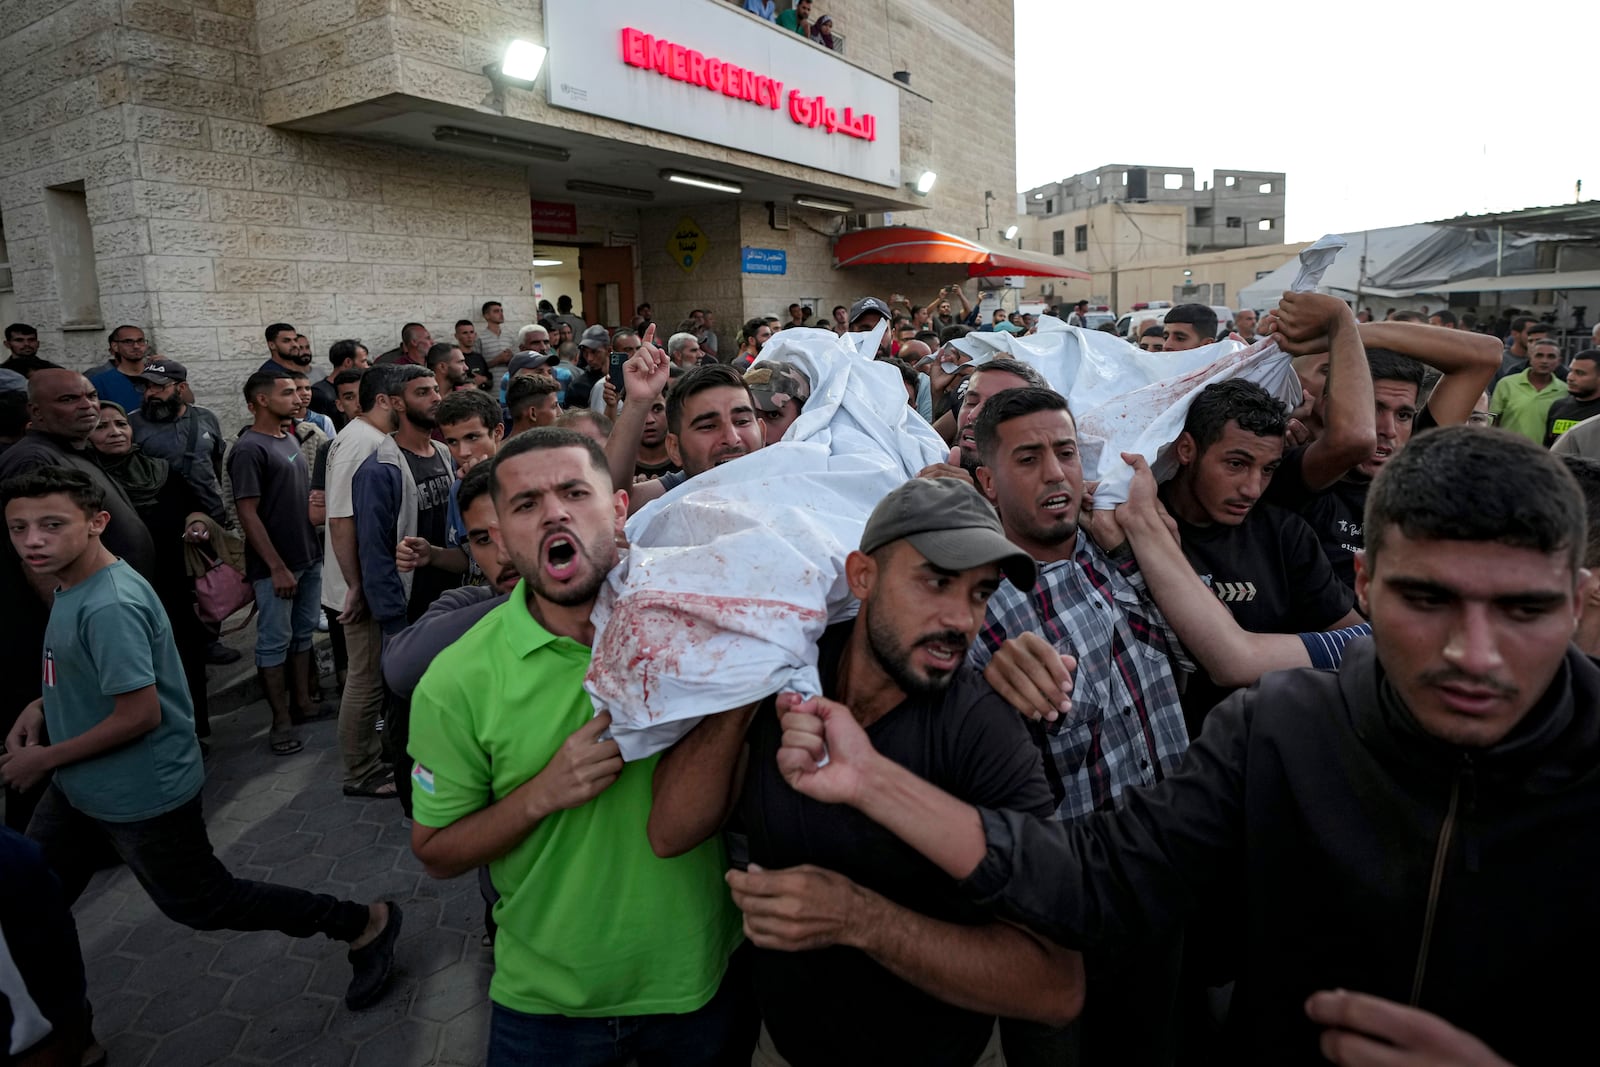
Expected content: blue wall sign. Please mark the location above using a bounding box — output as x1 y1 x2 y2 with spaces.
741 247 788 275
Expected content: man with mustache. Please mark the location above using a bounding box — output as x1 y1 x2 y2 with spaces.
259 322 308 376
958 386 1193 1065
649 478 1082 1066
407 428 748 1066
352 365 453 813
353 365 454 636
607 349 764 517
773 426 1599 1066
128 361 226 522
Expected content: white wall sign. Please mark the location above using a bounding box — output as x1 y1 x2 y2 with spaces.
544 0 902 188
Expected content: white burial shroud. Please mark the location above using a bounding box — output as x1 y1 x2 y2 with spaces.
586 233 1345 758
586 322 946 760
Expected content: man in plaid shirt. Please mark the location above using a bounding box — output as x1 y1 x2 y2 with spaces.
967 389 1191 821
965 385 1191 1066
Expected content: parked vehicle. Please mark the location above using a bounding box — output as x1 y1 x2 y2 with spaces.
1116 304 1235 340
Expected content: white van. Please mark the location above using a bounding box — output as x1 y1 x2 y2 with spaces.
1117 305 1235 341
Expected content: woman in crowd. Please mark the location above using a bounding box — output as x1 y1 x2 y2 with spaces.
89 400 214 744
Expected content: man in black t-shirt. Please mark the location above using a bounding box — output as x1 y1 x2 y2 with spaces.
229 372 326 755
310 340 369 430
1162 380 1360 734
648 478 1082 1067
1546 350 1600 447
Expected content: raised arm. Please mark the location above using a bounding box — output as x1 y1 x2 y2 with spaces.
604 328 671 515
1272 293 1376 491
1357 321 1501 426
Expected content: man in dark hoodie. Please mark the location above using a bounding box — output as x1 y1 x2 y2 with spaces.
769 426 1598 1066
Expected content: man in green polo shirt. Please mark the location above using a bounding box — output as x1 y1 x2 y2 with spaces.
1491 336 1569 444
408 427 747 1066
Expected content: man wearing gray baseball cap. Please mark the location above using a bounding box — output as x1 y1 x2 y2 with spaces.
649 477 1081 1067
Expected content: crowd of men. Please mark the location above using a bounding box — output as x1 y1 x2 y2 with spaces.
0 282 1596 1067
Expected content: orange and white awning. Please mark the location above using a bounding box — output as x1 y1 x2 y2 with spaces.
833 226 1091 279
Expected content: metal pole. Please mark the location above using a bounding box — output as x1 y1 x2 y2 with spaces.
1496 225 1504 277
1354 231 1368 312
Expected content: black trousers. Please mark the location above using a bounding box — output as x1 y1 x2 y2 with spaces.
28 785 368 943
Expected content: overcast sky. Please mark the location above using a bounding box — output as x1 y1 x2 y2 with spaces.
1013 0 1600 241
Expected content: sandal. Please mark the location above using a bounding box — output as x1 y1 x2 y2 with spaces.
342 769 397 799
269 730 304 757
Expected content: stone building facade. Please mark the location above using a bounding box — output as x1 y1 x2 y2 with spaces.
0 0 1023 414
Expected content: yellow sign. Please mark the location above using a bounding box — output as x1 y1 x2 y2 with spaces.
670 216 706 273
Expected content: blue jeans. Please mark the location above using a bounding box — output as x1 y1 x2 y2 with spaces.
487 946 756 1067
252 561 323 667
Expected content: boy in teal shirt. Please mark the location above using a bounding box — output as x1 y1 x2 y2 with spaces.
0 466 402 1011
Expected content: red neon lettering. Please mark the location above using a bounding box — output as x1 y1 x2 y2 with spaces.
620 28 649 68
620 28 877 138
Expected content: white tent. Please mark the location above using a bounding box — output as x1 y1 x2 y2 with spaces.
1238 223 1551 311
1240 225 1444 309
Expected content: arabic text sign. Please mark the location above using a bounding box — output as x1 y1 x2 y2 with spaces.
530 199 578 236
672 217 707 273
545 0 900 188
622 29 877 142
741 247 787 275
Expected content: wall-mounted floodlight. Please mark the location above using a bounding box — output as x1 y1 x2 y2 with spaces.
1003 225 1019 240
489 39 547 86
914 170 938 195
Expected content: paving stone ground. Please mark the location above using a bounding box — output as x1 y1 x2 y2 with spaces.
72 694 492 1067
